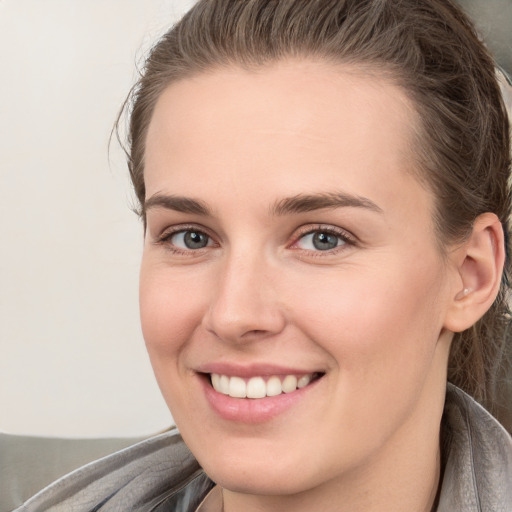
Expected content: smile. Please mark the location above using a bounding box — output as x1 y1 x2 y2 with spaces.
210 372 322 399
200 369 325 422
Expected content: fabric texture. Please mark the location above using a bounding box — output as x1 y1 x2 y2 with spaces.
194 486 223 512
437 385 512 511
0 433 150 512
11 384 512 512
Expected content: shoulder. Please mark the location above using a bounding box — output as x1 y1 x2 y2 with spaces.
13 428 214 512
437 383 512 512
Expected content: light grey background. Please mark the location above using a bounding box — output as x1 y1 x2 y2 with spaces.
0 0 196 437
460 0 512 76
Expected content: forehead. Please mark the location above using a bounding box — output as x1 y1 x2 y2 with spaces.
144 59 430 218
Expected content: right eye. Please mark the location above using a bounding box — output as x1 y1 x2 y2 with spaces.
164 229 214 250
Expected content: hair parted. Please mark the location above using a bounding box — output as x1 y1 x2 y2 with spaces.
119 0 512 429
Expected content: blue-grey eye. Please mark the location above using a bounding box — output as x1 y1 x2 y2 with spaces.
171 230 211 249
297 231 345 251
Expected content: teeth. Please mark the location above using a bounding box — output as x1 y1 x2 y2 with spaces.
210 373 316 398
297 374 312 388
282 375 298 393
266 376 282 397
211 373 220 390
229 376 247 398
219 375 230 394
246 377 266 399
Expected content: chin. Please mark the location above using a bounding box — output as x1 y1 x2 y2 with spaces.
204 462 317 496
190 436 329 497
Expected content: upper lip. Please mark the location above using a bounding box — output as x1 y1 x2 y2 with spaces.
195 362 324 378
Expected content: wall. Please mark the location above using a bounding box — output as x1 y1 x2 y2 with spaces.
0 0 196 438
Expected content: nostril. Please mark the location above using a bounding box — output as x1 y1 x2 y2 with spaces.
237 329 276 342
245 329 268 336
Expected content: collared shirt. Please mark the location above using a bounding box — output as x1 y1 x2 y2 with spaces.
195 485 223 512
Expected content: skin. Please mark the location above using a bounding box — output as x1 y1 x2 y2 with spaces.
139 60 483 512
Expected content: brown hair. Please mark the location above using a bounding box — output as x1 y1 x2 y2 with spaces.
120 0 512 429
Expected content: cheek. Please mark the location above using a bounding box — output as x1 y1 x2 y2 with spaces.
291 255 447 386
138 262 214 425
139 262 206 373
284 259 448 453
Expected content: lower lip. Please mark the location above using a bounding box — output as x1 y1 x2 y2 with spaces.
200 375 321 423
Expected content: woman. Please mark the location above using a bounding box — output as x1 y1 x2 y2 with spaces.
15 0 512 511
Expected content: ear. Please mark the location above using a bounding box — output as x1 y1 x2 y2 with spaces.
443 213 505 333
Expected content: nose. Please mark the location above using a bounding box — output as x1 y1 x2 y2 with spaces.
202 251 286 344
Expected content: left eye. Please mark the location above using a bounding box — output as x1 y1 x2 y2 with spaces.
295 231 346 251
170 230 212 250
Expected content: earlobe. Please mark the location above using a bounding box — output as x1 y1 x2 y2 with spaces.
444 213 505 333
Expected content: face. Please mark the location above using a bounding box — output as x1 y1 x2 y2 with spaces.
140 61 456 497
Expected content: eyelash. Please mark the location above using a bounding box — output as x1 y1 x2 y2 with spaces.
288 224 356 256
154 224 356 256
155 224 217 256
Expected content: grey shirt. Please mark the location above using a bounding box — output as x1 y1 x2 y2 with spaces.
11 385 512 512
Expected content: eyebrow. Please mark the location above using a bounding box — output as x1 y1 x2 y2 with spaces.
270 192 383 216
144 191 383 218
144 193 212 216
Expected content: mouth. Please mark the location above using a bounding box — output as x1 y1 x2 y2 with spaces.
208 372 324 399
198 368 326 422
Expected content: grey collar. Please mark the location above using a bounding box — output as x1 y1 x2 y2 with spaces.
437 384 512 511
15 384 512 512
